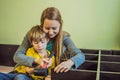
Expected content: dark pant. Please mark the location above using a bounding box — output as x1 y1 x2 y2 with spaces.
0 72 16 80
0 72 33 80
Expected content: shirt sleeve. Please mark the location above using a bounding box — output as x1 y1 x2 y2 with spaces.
63 35 85 68
13 32 34 67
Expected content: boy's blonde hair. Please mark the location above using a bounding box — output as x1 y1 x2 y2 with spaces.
28 25 48 43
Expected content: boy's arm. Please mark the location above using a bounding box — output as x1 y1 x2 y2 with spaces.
26 67 34 74
44 75 51 80
26 64 42 74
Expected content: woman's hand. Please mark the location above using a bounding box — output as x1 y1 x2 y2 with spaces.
54 59 74 73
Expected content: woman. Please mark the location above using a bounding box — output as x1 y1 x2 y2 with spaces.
13 7 85 74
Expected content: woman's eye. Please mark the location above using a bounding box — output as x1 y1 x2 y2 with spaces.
45 27 50 30
52 27 57 30
45 27 57 30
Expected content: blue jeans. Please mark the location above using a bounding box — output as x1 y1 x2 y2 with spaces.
14 74 33 80
0 72 16 80
0 72 33 80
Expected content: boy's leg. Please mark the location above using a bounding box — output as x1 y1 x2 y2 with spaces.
0 72 16 80
14 74 33 80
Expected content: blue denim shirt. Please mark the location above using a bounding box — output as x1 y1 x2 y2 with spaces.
13 32 85 68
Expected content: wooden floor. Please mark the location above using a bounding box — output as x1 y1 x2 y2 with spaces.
0 65 14 73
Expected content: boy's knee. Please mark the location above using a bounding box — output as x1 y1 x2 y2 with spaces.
14 74 26 80
14 74 33 80
0 73 10 80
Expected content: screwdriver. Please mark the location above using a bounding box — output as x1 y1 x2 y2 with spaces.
41 51 55 68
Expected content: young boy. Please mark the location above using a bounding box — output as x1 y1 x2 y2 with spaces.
14 25 55 80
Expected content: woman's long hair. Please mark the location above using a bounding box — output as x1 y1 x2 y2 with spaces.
40 7 63 65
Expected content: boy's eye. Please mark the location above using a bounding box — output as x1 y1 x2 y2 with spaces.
34 42 38 44
41 40 45 43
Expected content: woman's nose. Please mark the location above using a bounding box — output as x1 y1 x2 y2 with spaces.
48 29 53 34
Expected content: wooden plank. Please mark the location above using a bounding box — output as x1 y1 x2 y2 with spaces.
51 69 96 80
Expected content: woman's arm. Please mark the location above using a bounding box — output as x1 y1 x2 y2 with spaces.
63 35 85 68
54 35 85 73
13 32 34 67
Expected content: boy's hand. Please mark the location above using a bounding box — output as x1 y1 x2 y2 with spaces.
34 58 44 67
34 58 52 68
42 58 52 68
44 75 51 80
26 67 34 74
46 58 52 68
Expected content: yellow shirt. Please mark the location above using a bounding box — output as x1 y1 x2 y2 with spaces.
14 47 55 80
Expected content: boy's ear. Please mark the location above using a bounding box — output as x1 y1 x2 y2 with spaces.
31 41 33 46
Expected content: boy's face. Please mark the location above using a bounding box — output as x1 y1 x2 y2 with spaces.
32 39 48 53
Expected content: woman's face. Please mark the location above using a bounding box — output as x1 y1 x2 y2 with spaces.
43 19 60 38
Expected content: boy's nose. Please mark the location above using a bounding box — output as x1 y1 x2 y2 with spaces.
38 43 42 47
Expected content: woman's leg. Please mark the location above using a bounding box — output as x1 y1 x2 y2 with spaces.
14 74 33 80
